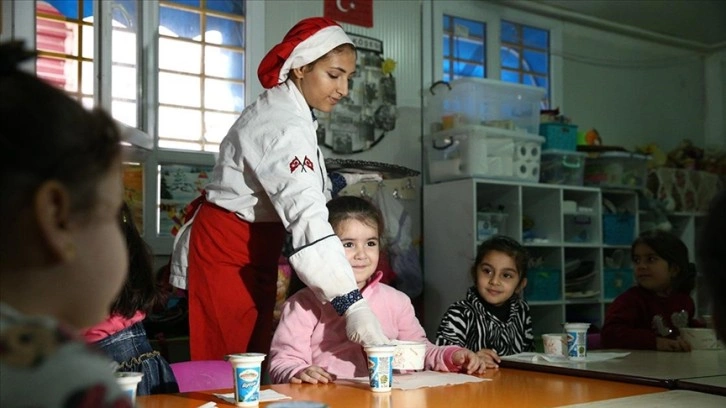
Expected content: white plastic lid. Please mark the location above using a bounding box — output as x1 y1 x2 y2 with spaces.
541 149 587 156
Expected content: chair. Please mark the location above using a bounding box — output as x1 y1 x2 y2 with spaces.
170 360 233 392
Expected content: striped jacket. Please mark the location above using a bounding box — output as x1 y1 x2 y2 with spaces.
436 286 534 355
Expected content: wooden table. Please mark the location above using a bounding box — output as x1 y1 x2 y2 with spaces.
500 350 726 388
559 390 726 407
675 375 726 396
137 368 666 407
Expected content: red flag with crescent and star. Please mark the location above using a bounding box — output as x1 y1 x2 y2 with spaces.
289 156 302 173
303 156 315 172
323 0 373 28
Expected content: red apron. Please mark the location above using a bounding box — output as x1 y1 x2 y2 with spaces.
186 199 286 361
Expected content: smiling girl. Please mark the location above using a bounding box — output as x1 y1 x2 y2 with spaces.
436 236 534 368
269 196 485 384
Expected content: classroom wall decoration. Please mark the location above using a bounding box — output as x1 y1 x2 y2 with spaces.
158 164 213 237
316 33 398 154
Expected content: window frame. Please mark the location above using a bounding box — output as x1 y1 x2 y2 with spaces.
426 0 563 110
6 0 264 255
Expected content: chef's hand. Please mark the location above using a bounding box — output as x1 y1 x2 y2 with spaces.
344 299 390 345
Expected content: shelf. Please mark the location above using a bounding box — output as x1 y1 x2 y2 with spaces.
424 179 641 339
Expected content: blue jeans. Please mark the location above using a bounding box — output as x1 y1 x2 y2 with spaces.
95 322 179 395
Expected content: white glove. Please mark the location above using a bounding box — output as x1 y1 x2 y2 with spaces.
344 299 390 346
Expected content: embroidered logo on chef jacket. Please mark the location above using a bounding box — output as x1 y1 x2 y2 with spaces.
289 156 315 173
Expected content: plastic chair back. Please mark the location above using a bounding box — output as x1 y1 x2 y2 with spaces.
170 360 233 392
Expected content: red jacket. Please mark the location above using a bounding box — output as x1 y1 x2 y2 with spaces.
601 286 698 349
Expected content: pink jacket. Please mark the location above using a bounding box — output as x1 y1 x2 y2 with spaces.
82 311 145 343
269 272 463 383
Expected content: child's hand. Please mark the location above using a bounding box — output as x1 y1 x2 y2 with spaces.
656 337 691 352
476 349 501 368
452 349 487 374
290 365 337 384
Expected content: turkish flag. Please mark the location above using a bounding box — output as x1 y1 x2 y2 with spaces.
324 0 373 28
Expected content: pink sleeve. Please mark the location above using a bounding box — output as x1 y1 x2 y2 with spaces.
268 291 320 384
82 311 146 343
388 288 462 372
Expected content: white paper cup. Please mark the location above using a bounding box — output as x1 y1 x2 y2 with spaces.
542 333 567 356
363 345 395 392
564 323 591 361
226 353 266 407
392 341 426 371
115 372 143 406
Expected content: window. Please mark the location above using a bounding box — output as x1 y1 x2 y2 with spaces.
158 0 246 152
20 0 256 252
434 2 560 109
442 14 486 82
500 20 549 103
35 0 95 107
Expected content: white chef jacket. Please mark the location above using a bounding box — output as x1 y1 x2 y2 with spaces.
171 81 358 305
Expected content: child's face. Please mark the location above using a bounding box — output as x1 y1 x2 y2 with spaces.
632 243 676 296
336 218 379 290
475 250 526 307
65 162 128 328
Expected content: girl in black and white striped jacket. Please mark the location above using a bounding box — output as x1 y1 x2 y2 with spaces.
436 236 534 368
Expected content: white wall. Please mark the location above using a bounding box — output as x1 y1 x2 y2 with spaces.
704 49 726 150
560 23 706 153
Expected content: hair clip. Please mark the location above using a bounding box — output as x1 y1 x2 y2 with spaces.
0 41 37 75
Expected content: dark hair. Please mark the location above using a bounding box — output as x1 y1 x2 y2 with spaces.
303 43 357 73
631 229 695 294
0 41 121 238
698 190 726 339
470 235 529 284
110 202 160 317
327 195 384 240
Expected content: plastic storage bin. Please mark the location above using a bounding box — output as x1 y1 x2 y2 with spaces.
540 150 587 186
602 213 635 245
539 123 578 151
427 125 544 183
604 268 634 299
477 212 508 241
524 268 561 301
428 78 546 135
583 152 650 190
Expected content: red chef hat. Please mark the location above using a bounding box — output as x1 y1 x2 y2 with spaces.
257 17 353 89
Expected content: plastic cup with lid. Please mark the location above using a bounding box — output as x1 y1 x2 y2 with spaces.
564 323 591 361
363 345 395 392
114 372 143 406
226 353 266 407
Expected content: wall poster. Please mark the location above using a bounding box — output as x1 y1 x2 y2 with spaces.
158 164 213 237
316 33 398 154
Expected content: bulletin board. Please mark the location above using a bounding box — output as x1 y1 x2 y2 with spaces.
316 33 397 154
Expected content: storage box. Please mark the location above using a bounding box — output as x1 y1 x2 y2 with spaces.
603 214 635 245
524 268 562 301
646 168 723 212
477 212 508 241
540 123 578 151
427 125 544 183
583 152 650 190
604 268 634 299
540 150 587 186
427 78 546 135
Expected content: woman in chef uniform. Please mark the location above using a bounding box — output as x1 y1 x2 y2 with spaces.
170 17 389 360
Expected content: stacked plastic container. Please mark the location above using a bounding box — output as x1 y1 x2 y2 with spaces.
426 78 546 183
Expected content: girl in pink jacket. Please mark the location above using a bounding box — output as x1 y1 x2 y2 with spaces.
269 196 486 384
